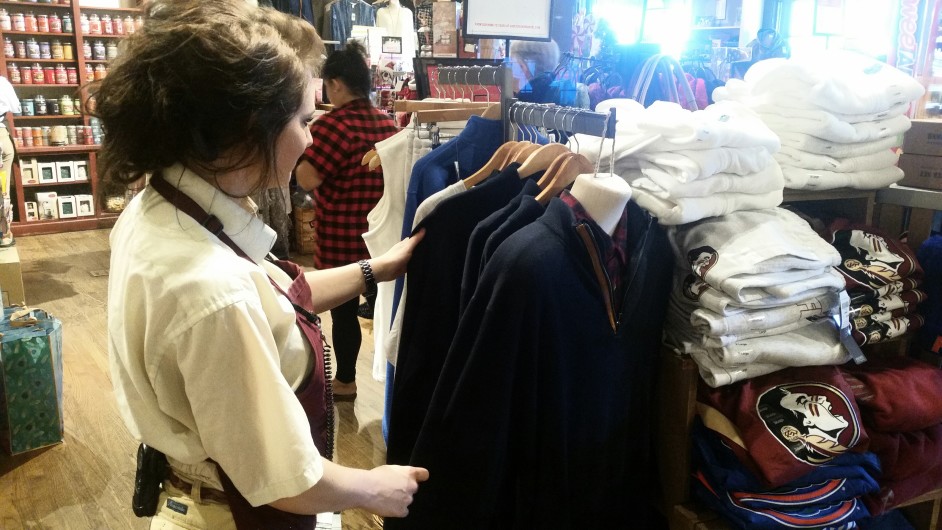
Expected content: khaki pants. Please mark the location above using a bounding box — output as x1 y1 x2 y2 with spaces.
0 126 13 243
150 480 236 530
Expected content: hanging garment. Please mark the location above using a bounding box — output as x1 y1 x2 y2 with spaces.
328 0 375 47
268 0 316 25
386 164 535 467
375 3 417 62
388 199 674 529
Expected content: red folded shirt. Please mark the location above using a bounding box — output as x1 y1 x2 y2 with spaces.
841 355 942 432
868 424 942 481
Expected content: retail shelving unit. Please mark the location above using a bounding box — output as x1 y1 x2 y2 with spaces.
0 0 142 236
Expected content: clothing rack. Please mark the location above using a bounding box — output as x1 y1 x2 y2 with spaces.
507 100 617 139
435 64 515 141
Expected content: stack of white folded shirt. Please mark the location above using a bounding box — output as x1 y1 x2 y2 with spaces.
664 207 852 387
575 99 784 225
713 51 925 191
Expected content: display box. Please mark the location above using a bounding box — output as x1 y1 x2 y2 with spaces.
37 162 57 185
0 307 64 455
74 194 94 217
57 195 77 219
898 153 942 191
73 160 88 182
55 161 75 183
0 246 25 307
23 201 37 222
20 159 38 186
902 119 942 157
35 191 58 221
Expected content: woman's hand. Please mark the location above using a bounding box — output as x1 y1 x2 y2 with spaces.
361 465 429 517
369 229 425 283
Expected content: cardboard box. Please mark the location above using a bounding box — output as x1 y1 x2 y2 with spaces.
0 246 25 306
898 153 942 190
35 192 58 221
23 202 37 222
74 194 94 217
57 195 77 219
55 161 75 183
903 119 942 156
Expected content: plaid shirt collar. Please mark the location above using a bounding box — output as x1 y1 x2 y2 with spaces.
333 97 373 112
560 190 630 290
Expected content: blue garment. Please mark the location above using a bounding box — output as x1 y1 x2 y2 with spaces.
856 509 915 529
917 235 942 354
328 0 375 46
269 0 315 24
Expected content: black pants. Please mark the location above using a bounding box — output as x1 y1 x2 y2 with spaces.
330 297 360 384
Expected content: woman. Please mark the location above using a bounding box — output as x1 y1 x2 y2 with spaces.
295 42 398 401
101 2 427 528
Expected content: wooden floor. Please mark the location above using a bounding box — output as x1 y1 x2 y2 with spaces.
0 229 386 530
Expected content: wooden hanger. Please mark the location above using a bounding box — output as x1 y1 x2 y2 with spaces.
463 141 519 188
394 100 493 112
414 103 500 125
361 149 378 166
535 153 594 205
511 142 543 166
503 141 534 167
518 143 571 179
368 155 383 171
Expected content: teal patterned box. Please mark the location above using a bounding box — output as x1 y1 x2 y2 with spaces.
0 308 64 455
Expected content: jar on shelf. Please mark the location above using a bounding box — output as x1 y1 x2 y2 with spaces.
113 14 124 35
31 62 43 83
7 64 20 84
39 40 51 59
48 12 60 33
20 66 32 85
62 41 73 60
0 9 11 32
48 97 59 115
66 125 77 144
61 13 72 33
60 94 73 115
88 13 101 35
11 12 25 32
85 95 96 113
101 14 112 35
84 62 93 80
14 39 27 59
92 39 105 60
23 127 33 147
135 16 144 31
66 66 77 84
3 37 14 59
93 63 106 80
41 126 51 145
36 13 48 33
26 37 40 59
75 124 84 144
124 15 135 34
24 12 37 32
12 128 23 147
34 94 46 115
42 65 54 84
54 63 67 84
105 40 117 60
79 13 88 34
82 39 91 59
32 127 43 147
50 125 67 146
50 39 62 59
60 0 72 5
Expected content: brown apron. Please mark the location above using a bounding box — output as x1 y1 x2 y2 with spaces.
150 173 335 530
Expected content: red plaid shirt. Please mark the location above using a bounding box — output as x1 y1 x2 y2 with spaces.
560 190 630 303
301 98 397 269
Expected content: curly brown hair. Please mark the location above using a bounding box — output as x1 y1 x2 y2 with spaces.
91 0 325 197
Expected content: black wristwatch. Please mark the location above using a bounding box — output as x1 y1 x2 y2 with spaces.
357 260 377 297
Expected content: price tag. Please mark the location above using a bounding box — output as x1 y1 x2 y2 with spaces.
831 291 867 365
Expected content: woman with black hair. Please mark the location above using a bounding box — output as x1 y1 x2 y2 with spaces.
295 42 398 401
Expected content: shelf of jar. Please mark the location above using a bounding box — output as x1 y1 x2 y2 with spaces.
12 114 84 120
2 30 74 37
13 82 77 87
80 5 142 13
0 1 72 9
84 59 109 63
7 57 78 63
18 144 98 154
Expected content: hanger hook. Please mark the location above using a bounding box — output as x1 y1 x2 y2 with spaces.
594 110 611 178
568 109 580 153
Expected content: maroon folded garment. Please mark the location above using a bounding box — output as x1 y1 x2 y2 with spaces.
830 220 924 292
700 366 869 488
841 355 942 432
852 314 924 346
868 424 942 481
864 460 942 515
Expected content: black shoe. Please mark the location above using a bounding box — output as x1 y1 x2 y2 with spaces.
357 302 374 319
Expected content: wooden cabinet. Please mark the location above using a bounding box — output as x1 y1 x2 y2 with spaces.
0 0 142 235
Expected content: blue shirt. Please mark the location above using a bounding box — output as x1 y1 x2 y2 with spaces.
328 0 376 45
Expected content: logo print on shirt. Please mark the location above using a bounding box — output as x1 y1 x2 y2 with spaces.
756 382 861 466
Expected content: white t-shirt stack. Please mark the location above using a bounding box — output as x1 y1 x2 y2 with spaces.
713 51 925 191
664 207 852 387
574 99 783 225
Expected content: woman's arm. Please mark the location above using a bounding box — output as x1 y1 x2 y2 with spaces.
304 230 424 314
295 160 324 191
268 460 429 516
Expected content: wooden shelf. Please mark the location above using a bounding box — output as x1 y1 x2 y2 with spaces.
84 59 109 63
12 216 100 236
18 144 98 154
21 180 90 188
12 114 84 120
0 1 72 8
78 32 126 39
13 83 79 88
79 6 142 13
7 58 79 64
3 30 74 37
